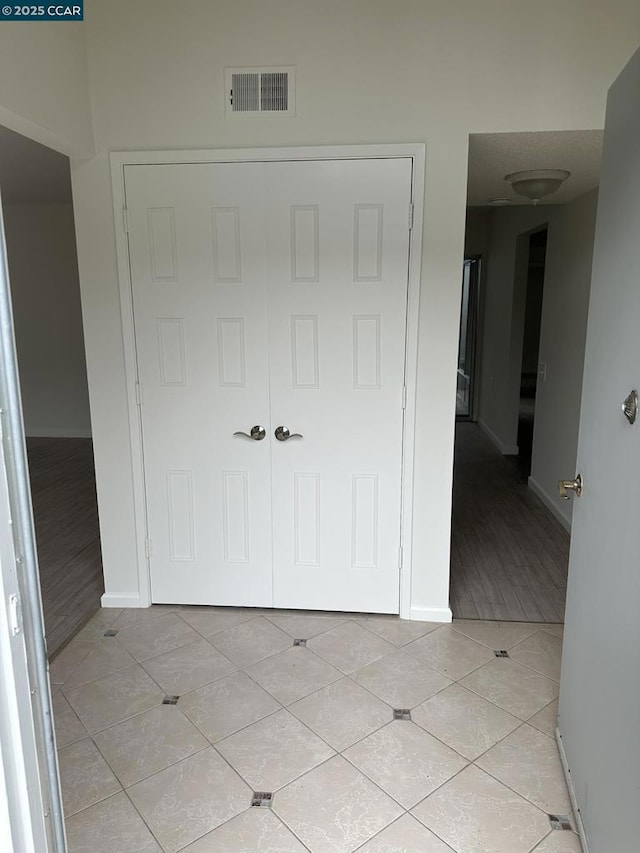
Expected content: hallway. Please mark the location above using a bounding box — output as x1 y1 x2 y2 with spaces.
450 424 569 622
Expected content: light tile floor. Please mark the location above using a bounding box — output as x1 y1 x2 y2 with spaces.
51 606 583 853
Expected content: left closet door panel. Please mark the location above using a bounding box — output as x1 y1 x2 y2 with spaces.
125 163 273 605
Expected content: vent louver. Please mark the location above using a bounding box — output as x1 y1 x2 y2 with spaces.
261 72 289 111
225 67 295 117
231 73 259 112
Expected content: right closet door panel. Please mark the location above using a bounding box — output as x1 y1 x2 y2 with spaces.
265 158 413 613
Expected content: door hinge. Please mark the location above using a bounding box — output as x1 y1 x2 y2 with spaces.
8 593 21 636
144 538 153 559
401 385 407 409
135 383 143 406
398 546 403 570
408 203 414 231
122 207 129 234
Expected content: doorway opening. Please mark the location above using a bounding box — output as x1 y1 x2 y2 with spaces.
456 257 480 420
0 124 104 655
449 130 602 623
517 228 547 478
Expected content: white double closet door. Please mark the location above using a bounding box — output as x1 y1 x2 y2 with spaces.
125 157 413 613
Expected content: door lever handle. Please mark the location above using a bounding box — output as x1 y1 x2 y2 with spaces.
622 389 638 425
558 473 583 500
233 425 266 441
275 425 303 442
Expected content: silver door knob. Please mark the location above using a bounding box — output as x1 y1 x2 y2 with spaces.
558 473 583 500
233 425 266 441
275 425 303 442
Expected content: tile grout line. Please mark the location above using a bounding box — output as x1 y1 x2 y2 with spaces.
170 802 315 853
60 615 247 700
261 611 351 639
465 724 575 820
240 641 344 701
338 741 463 814
136 635 240 693
120 785 169 852
410 758 564 843
88 704 212 789
272 751 409 850
57 608 569 852
458 659 560 711
350 615 440 646
62 780 124 822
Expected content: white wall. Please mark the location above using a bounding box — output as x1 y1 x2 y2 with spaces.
529 190 598 527
0 22 92 156
4 203 91 438
67 0 640 613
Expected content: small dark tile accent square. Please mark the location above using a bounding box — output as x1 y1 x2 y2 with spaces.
103 629 119 637
162 695 179 705
393 709 412 721
494 649 510 658
293 638 307 647
548 814 573 831
251 791 273 808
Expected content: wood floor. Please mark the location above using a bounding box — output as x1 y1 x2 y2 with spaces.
450 423 569 622
27 438 103 657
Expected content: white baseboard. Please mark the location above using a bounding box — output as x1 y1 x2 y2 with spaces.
101 592 144 609
477 419 519 455
410 605 452 623
26 427 92 438
528 476 572 533
556 727 590 853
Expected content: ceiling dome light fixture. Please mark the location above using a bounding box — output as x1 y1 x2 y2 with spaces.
505 169 571 204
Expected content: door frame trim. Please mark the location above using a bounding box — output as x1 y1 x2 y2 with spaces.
110 144 426 619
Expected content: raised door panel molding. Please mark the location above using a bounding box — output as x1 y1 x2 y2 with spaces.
290 205 320 282
147 207 179 282
222 471 250 563
167 470 195 561
291 315 320 389
212 206 242 284
294 473 320 566
157 319 187 386
353 315 381 390
353 203 383 282
217 318 246 388
351 474 379 569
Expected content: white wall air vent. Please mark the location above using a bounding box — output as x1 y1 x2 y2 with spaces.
225 66 296 117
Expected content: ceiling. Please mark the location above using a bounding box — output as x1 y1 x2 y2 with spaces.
0 124 72 204
467 130 603 207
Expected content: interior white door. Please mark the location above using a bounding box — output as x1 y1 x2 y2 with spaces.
558 47 640 852
125 163 274 605
266 159 412 611
125 156 413 613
